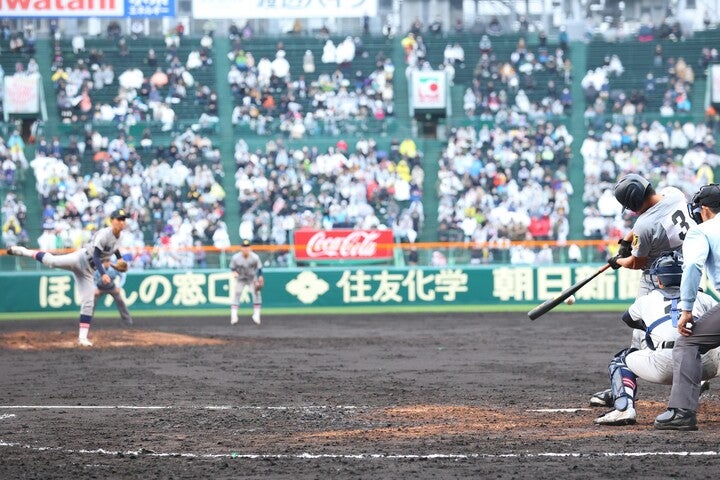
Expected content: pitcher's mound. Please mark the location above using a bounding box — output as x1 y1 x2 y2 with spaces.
0 330 228 350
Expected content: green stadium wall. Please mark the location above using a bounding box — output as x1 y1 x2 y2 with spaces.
0 265 656 314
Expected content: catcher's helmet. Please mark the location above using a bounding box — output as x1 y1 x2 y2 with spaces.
614 174 652 213
650 251 683 288
690 183 720 223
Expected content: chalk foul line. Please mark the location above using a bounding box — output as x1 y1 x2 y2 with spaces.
1 440 719 460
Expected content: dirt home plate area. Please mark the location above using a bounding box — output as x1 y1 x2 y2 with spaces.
2 312 720 479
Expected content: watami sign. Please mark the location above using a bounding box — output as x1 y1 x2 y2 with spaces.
1 0 123 17
294 229 394 261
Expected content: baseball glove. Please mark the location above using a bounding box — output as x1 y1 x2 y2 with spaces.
114 259 129 272
254 277 264 291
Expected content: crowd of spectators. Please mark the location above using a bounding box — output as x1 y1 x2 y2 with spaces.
436 122 574 265
27 128 227 269
580 119 719 247
1 191 29 249
398 28 573 123
232 136 424 265
50 29 216 133
227 38 395 137
463 35 572 121
582 47 696 121
3 23 720 269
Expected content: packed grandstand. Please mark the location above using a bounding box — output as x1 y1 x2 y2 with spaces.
1 3 719 268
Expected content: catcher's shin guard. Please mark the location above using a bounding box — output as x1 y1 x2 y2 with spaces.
608 348 637 411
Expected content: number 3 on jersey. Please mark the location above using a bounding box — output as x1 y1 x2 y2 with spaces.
671 209 691 242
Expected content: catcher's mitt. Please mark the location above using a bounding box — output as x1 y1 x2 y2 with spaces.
254 277 264 291
114 259 129 272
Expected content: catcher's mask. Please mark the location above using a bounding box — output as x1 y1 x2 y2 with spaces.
650 250 683 289
689 183 720 224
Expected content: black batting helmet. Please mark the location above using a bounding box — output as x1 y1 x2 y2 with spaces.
614 174 652 213
649 250 683 289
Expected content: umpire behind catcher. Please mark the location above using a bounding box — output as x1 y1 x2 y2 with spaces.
655 184 720 430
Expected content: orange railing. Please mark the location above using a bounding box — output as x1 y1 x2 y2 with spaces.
2 239 616 269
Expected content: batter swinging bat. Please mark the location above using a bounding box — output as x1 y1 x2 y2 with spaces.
527 263 611 321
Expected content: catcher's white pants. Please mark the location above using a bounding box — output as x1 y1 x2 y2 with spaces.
626 347 720 384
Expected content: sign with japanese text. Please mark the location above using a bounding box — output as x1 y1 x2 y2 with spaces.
125 0 174 17
411 70 447 110
0 0 174 17
3 75 40 114
0 265 652 314
191 0 377 19
293 229 394 261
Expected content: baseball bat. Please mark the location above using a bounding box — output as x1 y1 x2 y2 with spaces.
527 263 611 321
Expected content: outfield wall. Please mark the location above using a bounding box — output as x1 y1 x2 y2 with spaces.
0 265 653 314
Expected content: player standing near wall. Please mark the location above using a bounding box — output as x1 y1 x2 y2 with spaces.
7 208 130 346
229 239 264 325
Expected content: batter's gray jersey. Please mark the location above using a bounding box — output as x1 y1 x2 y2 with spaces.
631 187 695 295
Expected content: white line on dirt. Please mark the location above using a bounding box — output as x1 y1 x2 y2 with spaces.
0 405 362 411
527 408 593 413
0 414 16 420
1 440 719 460
0 405 169 410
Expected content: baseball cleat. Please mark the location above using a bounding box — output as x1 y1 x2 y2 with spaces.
590 388 613 407
78 338 93 347
654 408 698 431
252 312 261 325
701 380 710 394
230 315 238 325
594 407 636 426
122 317 133 326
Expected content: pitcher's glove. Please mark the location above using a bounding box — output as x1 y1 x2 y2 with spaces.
114 259 129 272
254 277 264 291
617 239 632 258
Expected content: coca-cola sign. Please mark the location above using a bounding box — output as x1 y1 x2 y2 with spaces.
294 229 394 261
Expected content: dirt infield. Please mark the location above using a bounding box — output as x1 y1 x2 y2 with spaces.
2 311 720 479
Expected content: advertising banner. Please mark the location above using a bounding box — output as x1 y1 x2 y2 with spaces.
192 0 377 19
293 229 394 261
126 0 174 17
0 265 648 314
3 75 39 114
0 0 174 17
0 0 123 17
411 70 447 110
